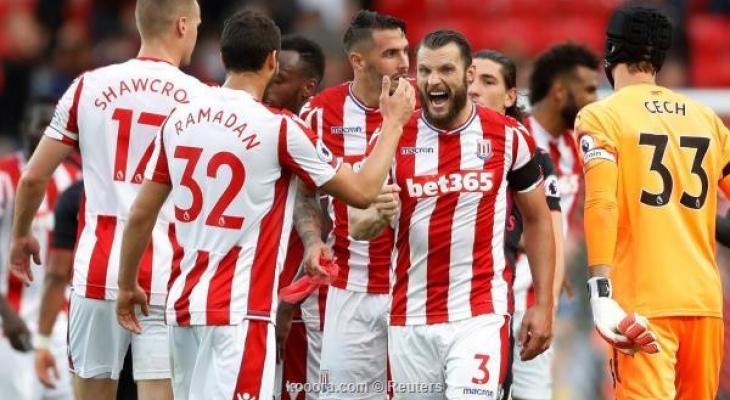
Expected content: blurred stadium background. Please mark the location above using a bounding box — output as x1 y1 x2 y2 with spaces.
0 0 728 399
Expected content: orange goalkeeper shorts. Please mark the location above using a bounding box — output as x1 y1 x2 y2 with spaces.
609 316 723 400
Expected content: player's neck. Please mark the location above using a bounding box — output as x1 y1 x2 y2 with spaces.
430 101 474 131
223 72 268 101
531 103 566 138
612 66 656 91
137 42 180 67
351 77 380 109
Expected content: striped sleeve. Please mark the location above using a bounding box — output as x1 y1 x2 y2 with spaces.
299 101 324 140
278 116 341 188
508 122 542 192
44 75 84 146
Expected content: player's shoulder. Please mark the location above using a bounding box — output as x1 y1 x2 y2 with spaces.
307 82 351 109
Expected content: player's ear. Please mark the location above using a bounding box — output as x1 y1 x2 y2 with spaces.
466 62 476 83
551 80 566 104
267 50 279 74
302 79 319 99
349 52 365 72
176 15 188 38
505 87 518 109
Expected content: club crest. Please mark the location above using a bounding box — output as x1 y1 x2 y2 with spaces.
476 139 492 160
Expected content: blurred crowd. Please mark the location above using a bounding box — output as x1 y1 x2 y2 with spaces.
1 1 729 399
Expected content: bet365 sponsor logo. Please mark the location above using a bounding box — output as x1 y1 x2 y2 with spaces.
406 171 494 198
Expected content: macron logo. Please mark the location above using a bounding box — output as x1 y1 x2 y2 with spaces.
400 147 434 155
330 126 363 134
236 393 256 400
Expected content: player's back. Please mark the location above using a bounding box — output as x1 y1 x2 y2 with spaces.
45 57 207 303
577 83 728 318
155 87 336 326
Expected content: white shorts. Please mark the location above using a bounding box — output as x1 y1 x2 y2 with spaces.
510 308 553 400
275 316 323 400
319 286 389 400
0 336 72 400
67 291 170 380
169 320 276 400
389 314 511 400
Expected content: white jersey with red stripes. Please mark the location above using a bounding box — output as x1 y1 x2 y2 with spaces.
44 57 208 305
146 87 340 326
299 82 392 294
525 116 583 236
389 105 541 326
0 152 79 332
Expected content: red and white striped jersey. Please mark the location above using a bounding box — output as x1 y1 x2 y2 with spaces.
299 82 392 294
389 105 542 326
0 152 79 332
525 116 583 236
44 57 208 305
147 87 340 326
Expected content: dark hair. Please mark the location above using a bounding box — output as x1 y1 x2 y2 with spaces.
343 10 406 52
221 10 281 72
473 49 525 122
418 30 472 70
282 35 326 83
528 42 600 105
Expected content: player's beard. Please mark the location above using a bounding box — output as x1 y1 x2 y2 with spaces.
420 76 468 128
560 89 580 129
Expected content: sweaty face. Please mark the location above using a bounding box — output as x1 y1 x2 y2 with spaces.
417 43 469 128
467 58 511 114
180 1 202 66
264 50 310 113
561 65 599 127
359 29 409 95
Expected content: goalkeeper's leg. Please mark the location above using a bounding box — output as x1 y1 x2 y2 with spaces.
674 316 722 400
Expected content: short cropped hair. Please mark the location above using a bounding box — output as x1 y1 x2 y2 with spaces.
343 10 406 52
282 35 325 83
418 30 472 70
528 42 600 105
221 10 281 73
135 0 197 38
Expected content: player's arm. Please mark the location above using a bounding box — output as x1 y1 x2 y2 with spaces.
0 294 31 352
10 138 74 284
116 180 171 334
294 184 333 277
35 182 81 388
577 108 659 355
538 152 565 303
348 183 400 241
319 77 414 208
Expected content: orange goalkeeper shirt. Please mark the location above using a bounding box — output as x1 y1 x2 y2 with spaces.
576 83 729 318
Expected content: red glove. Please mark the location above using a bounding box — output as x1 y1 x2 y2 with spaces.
279 256 338 303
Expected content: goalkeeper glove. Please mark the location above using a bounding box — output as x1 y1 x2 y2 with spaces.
587 277 660 355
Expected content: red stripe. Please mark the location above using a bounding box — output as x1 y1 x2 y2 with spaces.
281 322 308 400
548 142 562 175
206 246 241 325
363 109 391 293
425 133 461 324
66 76 84 134
318 285 328 331
247 173 291 316
470 114 508 316
279 232 304 290
167 224 183 292
498 316 510 385
86 215 117 299
136 239 154 300
174 250 209 326
390 124 418 325
74 194 86 255
233 321 269 400
133 140 156 184
278 118 316 189
4 155 23 311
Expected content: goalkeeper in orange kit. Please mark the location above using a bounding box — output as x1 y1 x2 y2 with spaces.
576 6 727 399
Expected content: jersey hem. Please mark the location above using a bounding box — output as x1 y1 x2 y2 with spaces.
164 310 274 326
388 306 508 326
71 284 167 306
331 279 390 294
636 309 722 319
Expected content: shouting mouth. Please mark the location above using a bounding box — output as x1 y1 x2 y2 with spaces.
428 89 450 111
